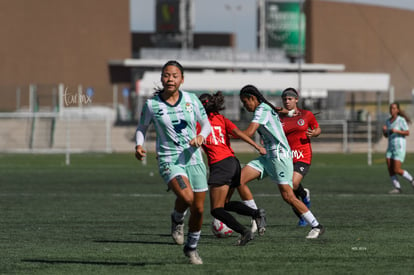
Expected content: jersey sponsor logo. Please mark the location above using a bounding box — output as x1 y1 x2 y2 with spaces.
155 107 186 117
172 119 188 133
297 119 305 126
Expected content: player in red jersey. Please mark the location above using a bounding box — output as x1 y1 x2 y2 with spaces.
197 91 267 245
280 87 321 226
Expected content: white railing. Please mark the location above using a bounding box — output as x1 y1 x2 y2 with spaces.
0 110 114 164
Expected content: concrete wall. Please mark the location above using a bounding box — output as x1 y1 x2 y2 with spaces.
0 0 131 107
306 0 414 101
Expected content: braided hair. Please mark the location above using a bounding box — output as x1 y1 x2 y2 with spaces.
199 91 225 114
240 85 282 113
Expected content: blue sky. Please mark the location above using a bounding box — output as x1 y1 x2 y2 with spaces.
130 0 414 51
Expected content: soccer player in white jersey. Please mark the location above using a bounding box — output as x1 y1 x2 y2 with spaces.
237 84 325 239
383 102 414 194
135 60 211 264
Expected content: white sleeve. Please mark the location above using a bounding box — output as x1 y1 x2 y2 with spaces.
135 101 152 146
135 124 147 146
198 116 211 139
191 94 211 138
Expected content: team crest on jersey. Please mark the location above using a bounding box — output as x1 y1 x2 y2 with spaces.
297 119 305 126
185 102 193 113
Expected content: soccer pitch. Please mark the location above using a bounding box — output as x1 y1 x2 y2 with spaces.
1 153 414 274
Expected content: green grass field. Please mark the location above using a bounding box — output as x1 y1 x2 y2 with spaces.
1 152 414 274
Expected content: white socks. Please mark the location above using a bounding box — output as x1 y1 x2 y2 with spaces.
390 170 414 189
186 231 201 249
242 199 258 210
172 209 187 223
402 170 413 183
391 175 401 189
301 211 319 228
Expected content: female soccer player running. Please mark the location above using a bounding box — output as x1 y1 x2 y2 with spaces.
383 102 414 194
135 60 211 264
198 91 267 245
237 84 325 239
280 87 321 226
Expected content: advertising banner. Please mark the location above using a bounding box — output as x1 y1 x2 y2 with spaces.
265 0 305 56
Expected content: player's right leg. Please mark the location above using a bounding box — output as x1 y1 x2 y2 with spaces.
238 161 264 233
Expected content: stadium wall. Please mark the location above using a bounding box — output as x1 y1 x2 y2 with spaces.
0 0 131 109
306 0 414 101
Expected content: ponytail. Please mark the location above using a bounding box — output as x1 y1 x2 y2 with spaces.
199 91 225 114
240 85 281 113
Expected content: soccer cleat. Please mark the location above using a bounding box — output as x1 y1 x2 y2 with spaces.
388 188 401 194
306 224 325 239
171 213 184 245
302 188 311 209
236 230 254 246
183 246 203 265
297 218 308 227
254 208 267 236
250 219 258 234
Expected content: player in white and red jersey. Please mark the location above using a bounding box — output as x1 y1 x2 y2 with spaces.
280 87 321 227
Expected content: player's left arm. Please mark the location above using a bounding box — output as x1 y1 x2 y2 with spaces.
190 99 212 147
391 119 410 136
232 127 266 155
306 112 321 138
391 128 409 136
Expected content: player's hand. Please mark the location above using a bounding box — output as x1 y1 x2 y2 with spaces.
257 146 267 155
135 145 146 160
189 135 204 148
278 108 297 117
382 125 389 137
307 127 321 138
306 128 314 137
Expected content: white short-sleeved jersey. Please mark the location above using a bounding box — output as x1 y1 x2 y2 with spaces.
385 115 409 161
137 90 208 166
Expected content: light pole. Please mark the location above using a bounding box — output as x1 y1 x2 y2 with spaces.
298 0 304 105
225 3 242 62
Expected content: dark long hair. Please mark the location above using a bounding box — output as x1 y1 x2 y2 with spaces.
199 91 225 114
239 84 281 113
392 102 411 124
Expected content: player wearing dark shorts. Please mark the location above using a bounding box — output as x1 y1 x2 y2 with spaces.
208 156 241 188
280 87 321 226
198 91 267 245
294 161 310 177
